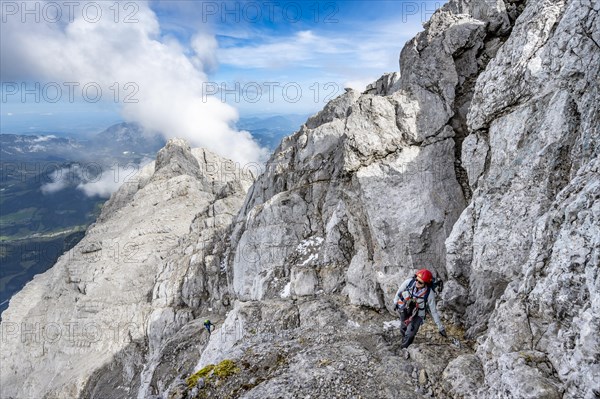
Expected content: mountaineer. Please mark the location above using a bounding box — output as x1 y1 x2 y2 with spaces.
393 269 447 348
203 319 215 335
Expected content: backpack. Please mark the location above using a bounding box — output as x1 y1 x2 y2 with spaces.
430 276 444 297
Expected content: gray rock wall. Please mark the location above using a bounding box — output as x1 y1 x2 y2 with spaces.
443 0 600 397
224 0 524 309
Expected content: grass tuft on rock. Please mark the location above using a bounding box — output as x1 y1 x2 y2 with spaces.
186 364 215 388
186 360 239 389
213 359 239 378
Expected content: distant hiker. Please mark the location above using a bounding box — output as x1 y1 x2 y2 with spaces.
393 269 446 348
203 319 215 335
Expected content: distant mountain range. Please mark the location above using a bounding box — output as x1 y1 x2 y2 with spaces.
1 114 308 160
0 115 308 316
1 122 166 162
0 134 83 161
91 122 166 155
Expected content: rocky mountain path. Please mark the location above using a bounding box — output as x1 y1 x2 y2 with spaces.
174 301 474 399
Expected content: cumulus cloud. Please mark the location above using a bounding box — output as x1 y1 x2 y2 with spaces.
1 1 267 165
77 168 129 198
41 158 154 198
191 33 219 72
41 168 70 194
33 135 57 142
77 158 153 198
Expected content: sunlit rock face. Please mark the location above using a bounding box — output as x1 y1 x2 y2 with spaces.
443 0 600 397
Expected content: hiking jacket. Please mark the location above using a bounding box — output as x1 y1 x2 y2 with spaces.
394 278 443 330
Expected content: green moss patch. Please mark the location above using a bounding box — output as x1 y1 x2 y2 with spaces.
186 364 215 388
213 359 239 378
186 360 239 389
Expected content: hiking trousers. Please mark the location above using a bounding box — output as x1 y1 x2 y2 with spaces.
399 310 423 349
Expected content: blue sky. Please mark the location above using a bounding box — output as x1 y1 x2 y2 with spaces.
0 0 445 160
154 0 444 112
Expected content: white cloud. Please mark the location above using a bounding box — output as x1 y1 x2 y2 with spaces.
41 158 155 198
33 135 57 142
76 170 128 198
191 33 218 72
76 157 155 198
2 1 267 165
217 19 421 73
41 168 70 194
218 30 350 69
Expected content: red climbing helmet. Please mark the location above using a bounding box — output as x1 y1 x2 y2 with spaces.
415 269 433 284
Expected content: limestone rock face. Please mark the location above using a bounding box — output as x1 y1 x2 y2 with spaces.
173 0 522 397
196 0 598 398
224 0 526 317
364 72 400 96
226 2 516 310
441 0 600 397
0 140 253 399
